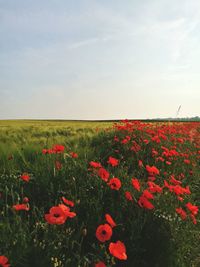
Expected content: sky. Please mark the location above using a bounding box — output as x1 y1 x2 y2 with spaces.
0 0 200 120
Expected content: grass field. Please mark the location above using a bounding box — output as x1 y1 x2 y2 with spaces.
0 120 199 267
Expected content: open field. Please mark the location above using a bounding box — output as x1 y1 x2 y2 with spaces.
0 120 199 267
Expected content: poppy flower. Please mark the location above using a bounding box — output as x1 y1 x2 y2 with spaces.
96 224 113 242
109 241 127 260
146 165 160 176
190 214 197 225
61 197 74 207
89 161 102 168
45 204 76 225
131 178 140 191
20 173 30 182
52 144 65 153
176 207 187 220
184 159 190 164
98 168 110 182
95 261 106 267
108 178 121 190
142 189 154 200
185 202 198 216
0 256 10 267
138 196 154 210
105 214 116 228
70 152 78 158
58 204 76 218
13 203 29 211
45 206 67 225
107 157 119 167
147 181 162 193
125 191 133 201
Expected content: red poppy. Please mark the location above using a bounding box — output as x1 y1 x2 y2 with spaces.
89 161 102 168
13 203 29 211
109 241 127 260
105 214 116 228
138 196 154 210
125 191 133 201
58 204 76 218
107 157 119 167
95 261 106 267
52 144 65 153
21 173 30 182
0 256 10 267
108 178 121 190
142 189 154 199
70 152 78 158
45 206 67 225
146 165 160 176
176 207 187 220
184 159 190 164
185 202 198 216
147 181 162 193
45 204 76 225
190 214 197 225
61 197 74 207
96 224 113 242
131 178 140 191
97 168 110 182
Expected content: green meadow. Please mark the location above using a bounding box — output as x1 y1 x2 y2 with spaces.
0 120 199 267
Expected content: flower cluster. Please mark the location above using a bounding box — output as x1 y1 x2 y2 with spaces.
95 214 127 266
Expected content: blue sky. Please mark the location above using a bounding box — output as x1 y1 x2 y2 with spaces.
0 0 200 119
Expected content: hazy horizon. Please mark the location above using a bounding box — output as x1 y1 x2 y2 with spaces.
0 0 200 120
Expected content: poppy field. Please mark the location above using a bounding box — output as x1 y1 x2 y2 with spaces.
0 120 199 267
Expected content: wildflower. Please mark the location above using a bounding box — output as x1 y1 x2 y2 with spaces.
147 181 162 193
70 152 78 158
131 178 140 191
45 204 76 225
58 204 76 218
109 241 127 260
138 196 154 210
176 207 187 220
107 157 119 167
90 161 102 168
108 178 121 190
98 168 110 182
186 202 198 216
0 256 10 267
13 203 29 211
52 144 65 153
142 189 154 199
184 159 190 164
105 214 116 228
61 197 74 207
96 224 112 242
45 206 67 225
190 214 197 225
21 173 30 182
125 191 133 201
146 165 160 176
